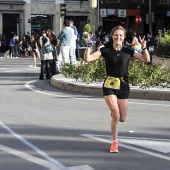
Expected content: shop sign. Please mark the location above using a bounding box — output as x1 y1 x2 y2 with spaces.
118 9 126 17
100 9 107 17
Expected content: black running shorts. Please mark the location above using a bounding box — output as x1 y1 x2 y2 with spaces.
102 79 130 99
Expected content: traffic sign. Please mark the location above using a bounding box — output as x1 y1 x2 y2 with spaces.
135 15 142 24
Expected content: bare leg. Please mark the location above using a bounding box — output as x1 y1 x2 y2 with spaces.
104 95 128 140
118 99 128 122
32 52 36 67
104 95 119 140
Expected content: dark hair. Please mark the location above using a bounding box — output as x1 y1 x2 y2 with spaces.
63 20 70 26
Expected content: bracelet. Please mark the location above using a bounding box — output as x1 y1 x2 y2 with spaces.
142 47 147 51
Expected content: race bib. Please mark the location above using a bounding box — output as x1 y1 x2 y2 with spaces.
104 76 120 89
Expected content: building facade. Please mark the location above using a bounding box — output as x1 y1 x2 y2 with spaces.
0 0 93 42
99 0 170 36
0 0 170 42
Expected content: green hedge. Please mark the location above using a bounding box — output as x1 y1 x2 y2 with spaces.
61 58 170 88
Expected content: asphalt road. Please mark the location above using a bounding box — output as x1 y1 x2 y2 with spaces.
0 56 170 170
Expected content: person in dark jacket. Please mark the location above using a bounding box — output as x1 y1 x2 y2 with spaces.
47 29 59 75
14 36 20 58
39 30 53 80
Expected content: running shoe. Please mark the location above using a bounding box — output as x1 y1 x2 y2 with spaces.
110 141 119 153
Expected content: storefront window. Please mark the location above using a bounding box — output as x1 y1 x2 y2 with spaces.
31 15 53 34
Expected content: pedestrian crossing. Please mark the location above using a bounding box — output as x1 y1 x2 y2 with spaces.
0 65 40 73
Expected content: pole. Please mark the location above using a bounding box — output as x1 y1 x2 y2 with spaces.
149 0 152 32
92 8 95 35
97 0 99 28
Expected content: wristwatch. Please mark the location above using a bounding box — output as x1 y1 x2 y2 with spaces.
142 47 147 50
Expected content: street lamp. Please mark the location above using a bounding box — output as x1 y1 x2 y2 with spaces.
90 0 97 34
149 0 152 33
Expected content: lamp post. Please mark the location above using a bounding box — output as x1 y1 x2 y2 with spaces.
149 0 152 33
136 0 141 34
90 0 97 34
97 0 100 28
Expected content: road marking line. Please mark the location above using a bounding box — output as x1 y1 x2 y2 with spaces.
0 68 9 69
25 80 102 101
4 70 21 72
0 121 68 170
68 165 95 170
81 134 170 161
0 121 95 170
0 144 57 169
25 80 170 107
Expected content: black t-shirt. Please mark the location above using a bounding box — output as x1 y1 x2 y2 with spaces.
100 46 135 77
30 40 37 50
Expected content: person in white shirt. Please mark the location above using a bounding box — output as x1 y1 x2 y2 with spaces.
67 19 77 65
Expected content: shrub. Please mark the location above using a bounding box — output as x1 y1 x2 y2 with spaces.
61 58 170 88
82 24 92 47
160 29 170 44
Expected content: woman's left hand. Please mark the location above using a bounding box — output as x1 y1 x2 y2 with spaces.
139 36 147 48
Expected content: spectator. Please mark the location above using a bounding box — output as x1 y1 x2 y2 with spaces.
47 29 59 75
25 31 31 42
20 35 29 57
39 30 53 80
69 19 78 65
1 35 7 52
9 33 16 58
14 36 20 58
104 33 110 43
57 20 72 71
75 34 82 59
131 31 142 53
30 35 40 67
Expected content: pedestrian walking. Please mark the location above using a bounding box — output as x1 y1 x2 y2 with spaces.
9 33 16 58
30 35 40 67
14 35 20 58
84 25 150 153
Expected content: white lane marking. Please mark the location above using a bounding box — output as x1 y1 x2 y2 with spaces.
0 121 68 170
68 165 95 170
81 134 170 161
118 136 170 153
0 68 9 69
25 80 103 101
25 80 170 107
0 144 57 169
0 121 95 170
4 70 21 72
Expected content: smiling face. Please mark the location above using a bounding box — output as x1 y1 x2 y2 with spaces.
112 29 125 46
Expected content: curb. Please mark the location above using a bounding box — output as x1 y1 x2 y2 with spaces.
50 75 170 101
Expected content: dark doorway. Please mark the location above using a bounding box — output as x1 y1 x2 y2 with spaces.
3 14 19 43
103 20 120 34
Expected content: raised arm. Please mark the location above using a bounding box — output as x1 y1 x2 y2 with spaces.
84 47 101 62
133 35 150 63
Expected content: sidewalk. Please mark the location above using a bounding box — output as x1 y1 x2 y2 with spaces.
50 74 170 101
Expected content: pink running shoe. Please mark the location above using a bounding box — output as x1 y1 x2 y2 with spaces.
110 141 119 153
